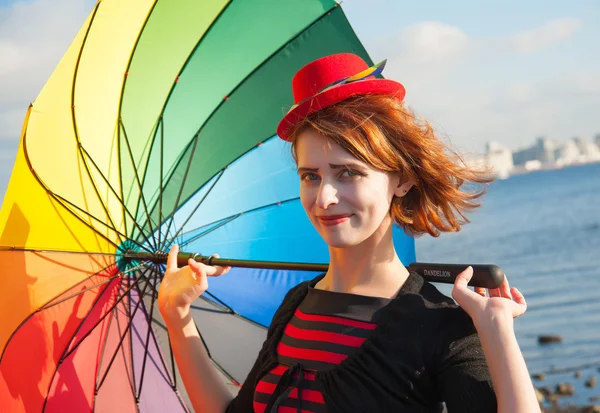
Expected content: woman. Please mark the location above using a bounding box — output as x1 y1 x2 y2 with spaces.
158 53 540 413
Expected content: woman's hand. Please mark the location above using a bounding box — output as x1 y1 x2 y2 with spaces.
158 244 231 325
452 266 527 330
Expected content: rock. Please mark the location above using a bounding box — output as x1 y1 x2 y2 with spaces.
535 388 545 403
539 386 554 398
539 335 563 344
586 377 597 388
586 406 600 413
591 396 600 402
575 371 584 378
534 372 547 381
555 382 575 396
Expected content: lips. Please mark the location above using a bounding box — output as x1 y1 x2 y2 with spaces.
318 214 352 221
317 214 353 227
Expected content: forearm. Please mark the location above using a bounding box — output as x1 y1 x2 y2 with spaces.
166 312 234 413
476 316 540 413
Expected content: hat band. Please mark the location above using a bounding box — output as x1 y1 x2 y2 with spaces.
285 59 387 115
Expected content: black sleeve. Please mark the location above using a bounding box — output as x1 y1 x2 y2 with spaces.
224 282 305 413
435 308 498 413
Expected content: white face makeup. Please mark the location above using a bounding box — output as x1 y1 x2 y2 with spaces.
295 128 409 248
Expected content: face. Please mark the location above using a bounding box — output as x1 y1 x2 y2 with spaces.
295 128 407 248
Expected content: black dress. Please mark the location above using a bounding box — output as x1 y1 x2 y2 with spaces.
253 281 395 413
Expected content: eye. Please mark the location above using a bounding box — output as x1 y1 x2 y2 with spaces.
342 169 363 178
301 172 320 182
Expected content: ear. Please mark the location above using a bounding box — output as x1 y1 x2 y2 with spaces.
394 180 414 198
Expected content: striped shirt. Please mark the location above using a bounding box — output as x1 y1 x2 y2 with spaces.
253 281 392 413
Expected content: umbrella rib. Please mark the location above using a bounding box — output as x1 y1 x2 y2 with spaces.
127 270 175 390
158 117 165 250
136 264 163 397
178 213 241 248
168 328 178 389
160 131 200 245
93 291 136 405
195 293 268 331
143 264 179 385
145 2 338 227
20 121 130 253
41 267 122 413
125 118 161 245
40 263 145 311
72 143 127 253
124 275 139 400
61 263 153 363
95 266 156 393
167 196 299 249
79 143 159 252
115 0 162 256
119 119 159 250
50 192 124 248
66 0 132 262
49 191 153 253
127 266 179 393
158 132 283 248
132 0 237 227
41 274 118 311
159 168 225 252
0 260 122 364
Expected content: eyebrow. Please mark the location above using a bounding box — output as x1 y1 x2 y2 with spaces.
296 163 365 174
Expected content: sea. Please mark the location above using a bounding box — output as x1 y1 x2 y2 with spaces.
416 162 600 407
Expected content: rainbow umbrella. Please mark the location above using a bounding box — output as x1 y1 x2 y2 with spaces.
0 0 416 412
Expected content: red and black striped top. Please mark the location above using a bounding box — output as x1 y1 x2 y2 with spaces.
253 281 392 413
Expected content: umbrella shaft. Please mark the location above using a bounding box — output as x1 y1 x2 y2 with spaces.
121 250 328 272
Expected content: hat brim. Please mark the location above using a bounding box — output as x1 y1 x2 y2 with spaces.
277 78 405 141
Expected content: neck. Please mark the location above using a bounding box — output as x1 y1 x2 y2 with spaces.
320 217 410 298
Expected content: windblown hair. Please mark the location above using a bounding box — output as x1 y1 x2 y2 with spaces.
287 94 494 237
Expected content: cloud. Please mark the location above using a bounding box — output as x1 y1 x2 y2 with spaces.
506 18 582 54
372 21 469 76
363 18 595 153
0 0 94 140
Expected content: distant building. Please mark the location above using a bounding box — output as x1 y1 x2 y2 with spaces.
512 146 537 166
485 141 513 178
535 137 557 163
555 139 581 165
595 133 600 147
573 136 589 155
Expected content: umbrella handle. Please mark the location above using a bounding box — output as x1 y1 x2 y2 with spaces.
407 262 505 289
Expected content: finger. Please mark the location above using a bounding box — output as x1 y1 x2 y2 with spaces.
511 287 527 318
452 267 485 312
453 267 479 299
511 287 526 307
474 287 487 298
206 253 231 276
188 258 204 281
488 288 501 298
499 276 511 298
454 266 474 289
166 244 180 272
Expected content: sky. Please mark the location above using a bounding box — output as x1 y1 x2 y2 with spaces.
0 0 599 202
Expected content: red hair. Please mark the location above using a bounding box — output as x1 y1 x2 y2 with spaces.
287 95 494 237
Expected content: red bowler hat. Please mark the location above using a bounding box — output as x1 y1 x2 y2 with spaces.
276 53 406 141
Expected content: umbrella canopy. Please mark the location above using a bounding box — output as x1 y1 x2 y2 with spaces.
0 0 416 412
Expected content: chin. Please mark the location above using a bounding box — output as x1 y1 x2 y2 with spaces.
320 233 363 249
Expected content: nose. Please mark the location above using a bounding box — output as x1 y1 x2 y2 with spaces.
316 182 338 209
